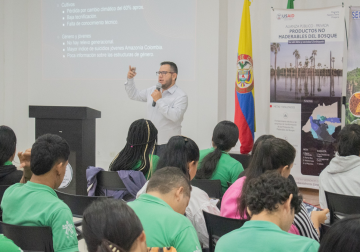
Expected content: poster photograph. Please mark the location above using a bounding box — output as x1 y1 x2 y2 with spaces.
270 6 344 188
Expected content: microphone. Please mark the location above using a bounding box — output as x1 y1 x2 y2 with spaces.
152 83 162 107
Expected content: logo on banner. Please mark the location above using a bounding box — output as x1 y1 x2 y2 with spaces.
353 11 360 19
277 14 295 20
236 54 254 94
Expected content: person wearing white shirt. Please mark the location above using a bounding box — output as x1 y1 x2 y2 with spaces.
125 62 188 149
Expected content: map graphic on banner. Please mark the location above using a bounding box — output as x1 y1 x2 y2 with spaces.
270 6 344 188
302 103 341 142
346 7 360 125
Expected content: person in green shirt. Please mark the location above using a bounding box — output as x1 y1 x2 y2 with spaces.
109 119 159 179
215 172 320 252
196 121 243 193
128 167 202 252
1 134 79 252
0 125 33 185
0 235 22 252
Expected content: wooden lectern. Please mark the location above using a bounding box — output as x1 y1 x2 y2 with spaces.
29 106 101 195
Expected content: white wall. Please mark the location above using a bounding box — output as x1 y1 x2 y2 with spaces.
1 0 220 168
0 0 357 167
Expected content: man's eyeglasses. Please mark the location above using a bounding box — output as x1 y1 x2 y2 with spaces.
156 71 174 76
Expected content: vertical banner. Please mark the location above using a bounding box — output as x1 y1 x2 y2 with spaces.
270 7 344 188
346 7 360 125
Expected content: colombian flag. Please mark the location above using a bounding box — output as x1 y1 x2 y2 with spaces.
234 0 255 154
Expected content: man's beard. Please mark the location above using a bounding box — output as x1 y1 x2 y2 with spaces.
161 79 173 90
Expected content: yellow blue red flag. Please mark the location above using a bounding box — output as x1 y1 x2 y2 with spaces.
234 0 255 154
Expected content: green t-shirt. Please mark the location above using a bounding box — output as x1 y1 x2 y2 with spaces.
215 221 320 252
198 148 244 194
128 194 201 252
0 235 22 252
1 182 79 252
133 154 159 180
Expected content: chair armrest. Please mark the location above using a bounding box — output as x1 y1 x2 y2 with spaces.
74 220 82 227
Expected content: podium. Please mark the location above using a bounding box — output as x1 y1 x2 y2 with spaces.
29 106 101 195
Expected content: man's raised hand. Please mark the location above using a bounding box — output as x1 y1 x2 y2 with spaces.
127 65 137 79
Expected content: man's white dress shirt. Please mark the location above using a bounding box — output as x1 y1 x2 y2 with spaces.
125 78 188 144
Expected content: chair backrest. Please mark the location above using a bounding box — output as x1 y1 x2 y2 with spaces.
56 190 111 218
191 180 222 199
0 185 10 205
96 171 127 191
0 221 54 252
325 191 360 224
229 153 251 169
203 211 246 252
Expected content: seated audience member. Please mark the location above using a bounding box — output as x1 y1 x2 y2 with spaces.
137 136 220 248
319 215 360 252
82 198 148 252
319 124 360 211
216 172 319 252
110 119 159 179
1 134 78 252
129 167 201 252
0 235 21 252
0 125 32 185
221 137 327 241
195 121 243 193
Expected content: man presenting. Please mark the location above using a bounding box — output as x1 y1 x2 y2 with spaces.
125 62 188 148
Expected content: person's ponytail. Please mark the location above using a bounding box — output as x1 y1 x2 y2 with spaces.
196 148 222 179
196 121 238 179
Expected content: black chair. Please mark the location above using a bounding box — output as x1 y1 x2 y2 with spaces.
203 211 246 252
191 180 222 200
229 153 251 169
0 221 54 252
96 171 127 191
226 181 232 188
55 190 111 218
96 170 134 201
325 191 360 224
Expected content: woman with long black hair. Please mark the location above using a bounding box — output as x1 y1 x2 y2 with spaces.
109 119 158 179
82 198 148 252
196 121 243 193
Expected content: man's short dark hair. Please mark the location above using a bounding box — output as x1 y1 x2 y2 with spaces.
244 172 302 216
147 166 191 197
31 134 70 175
160 61 178 80
337 124 360 156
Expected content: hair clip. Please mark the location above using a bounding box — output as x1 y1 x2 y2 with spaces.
109 244 120 252
131 145 133 148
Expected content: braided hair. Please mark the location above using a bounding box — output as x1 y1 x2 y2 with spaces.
109 119 158 178
0 125 17 165
196 121 239 179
